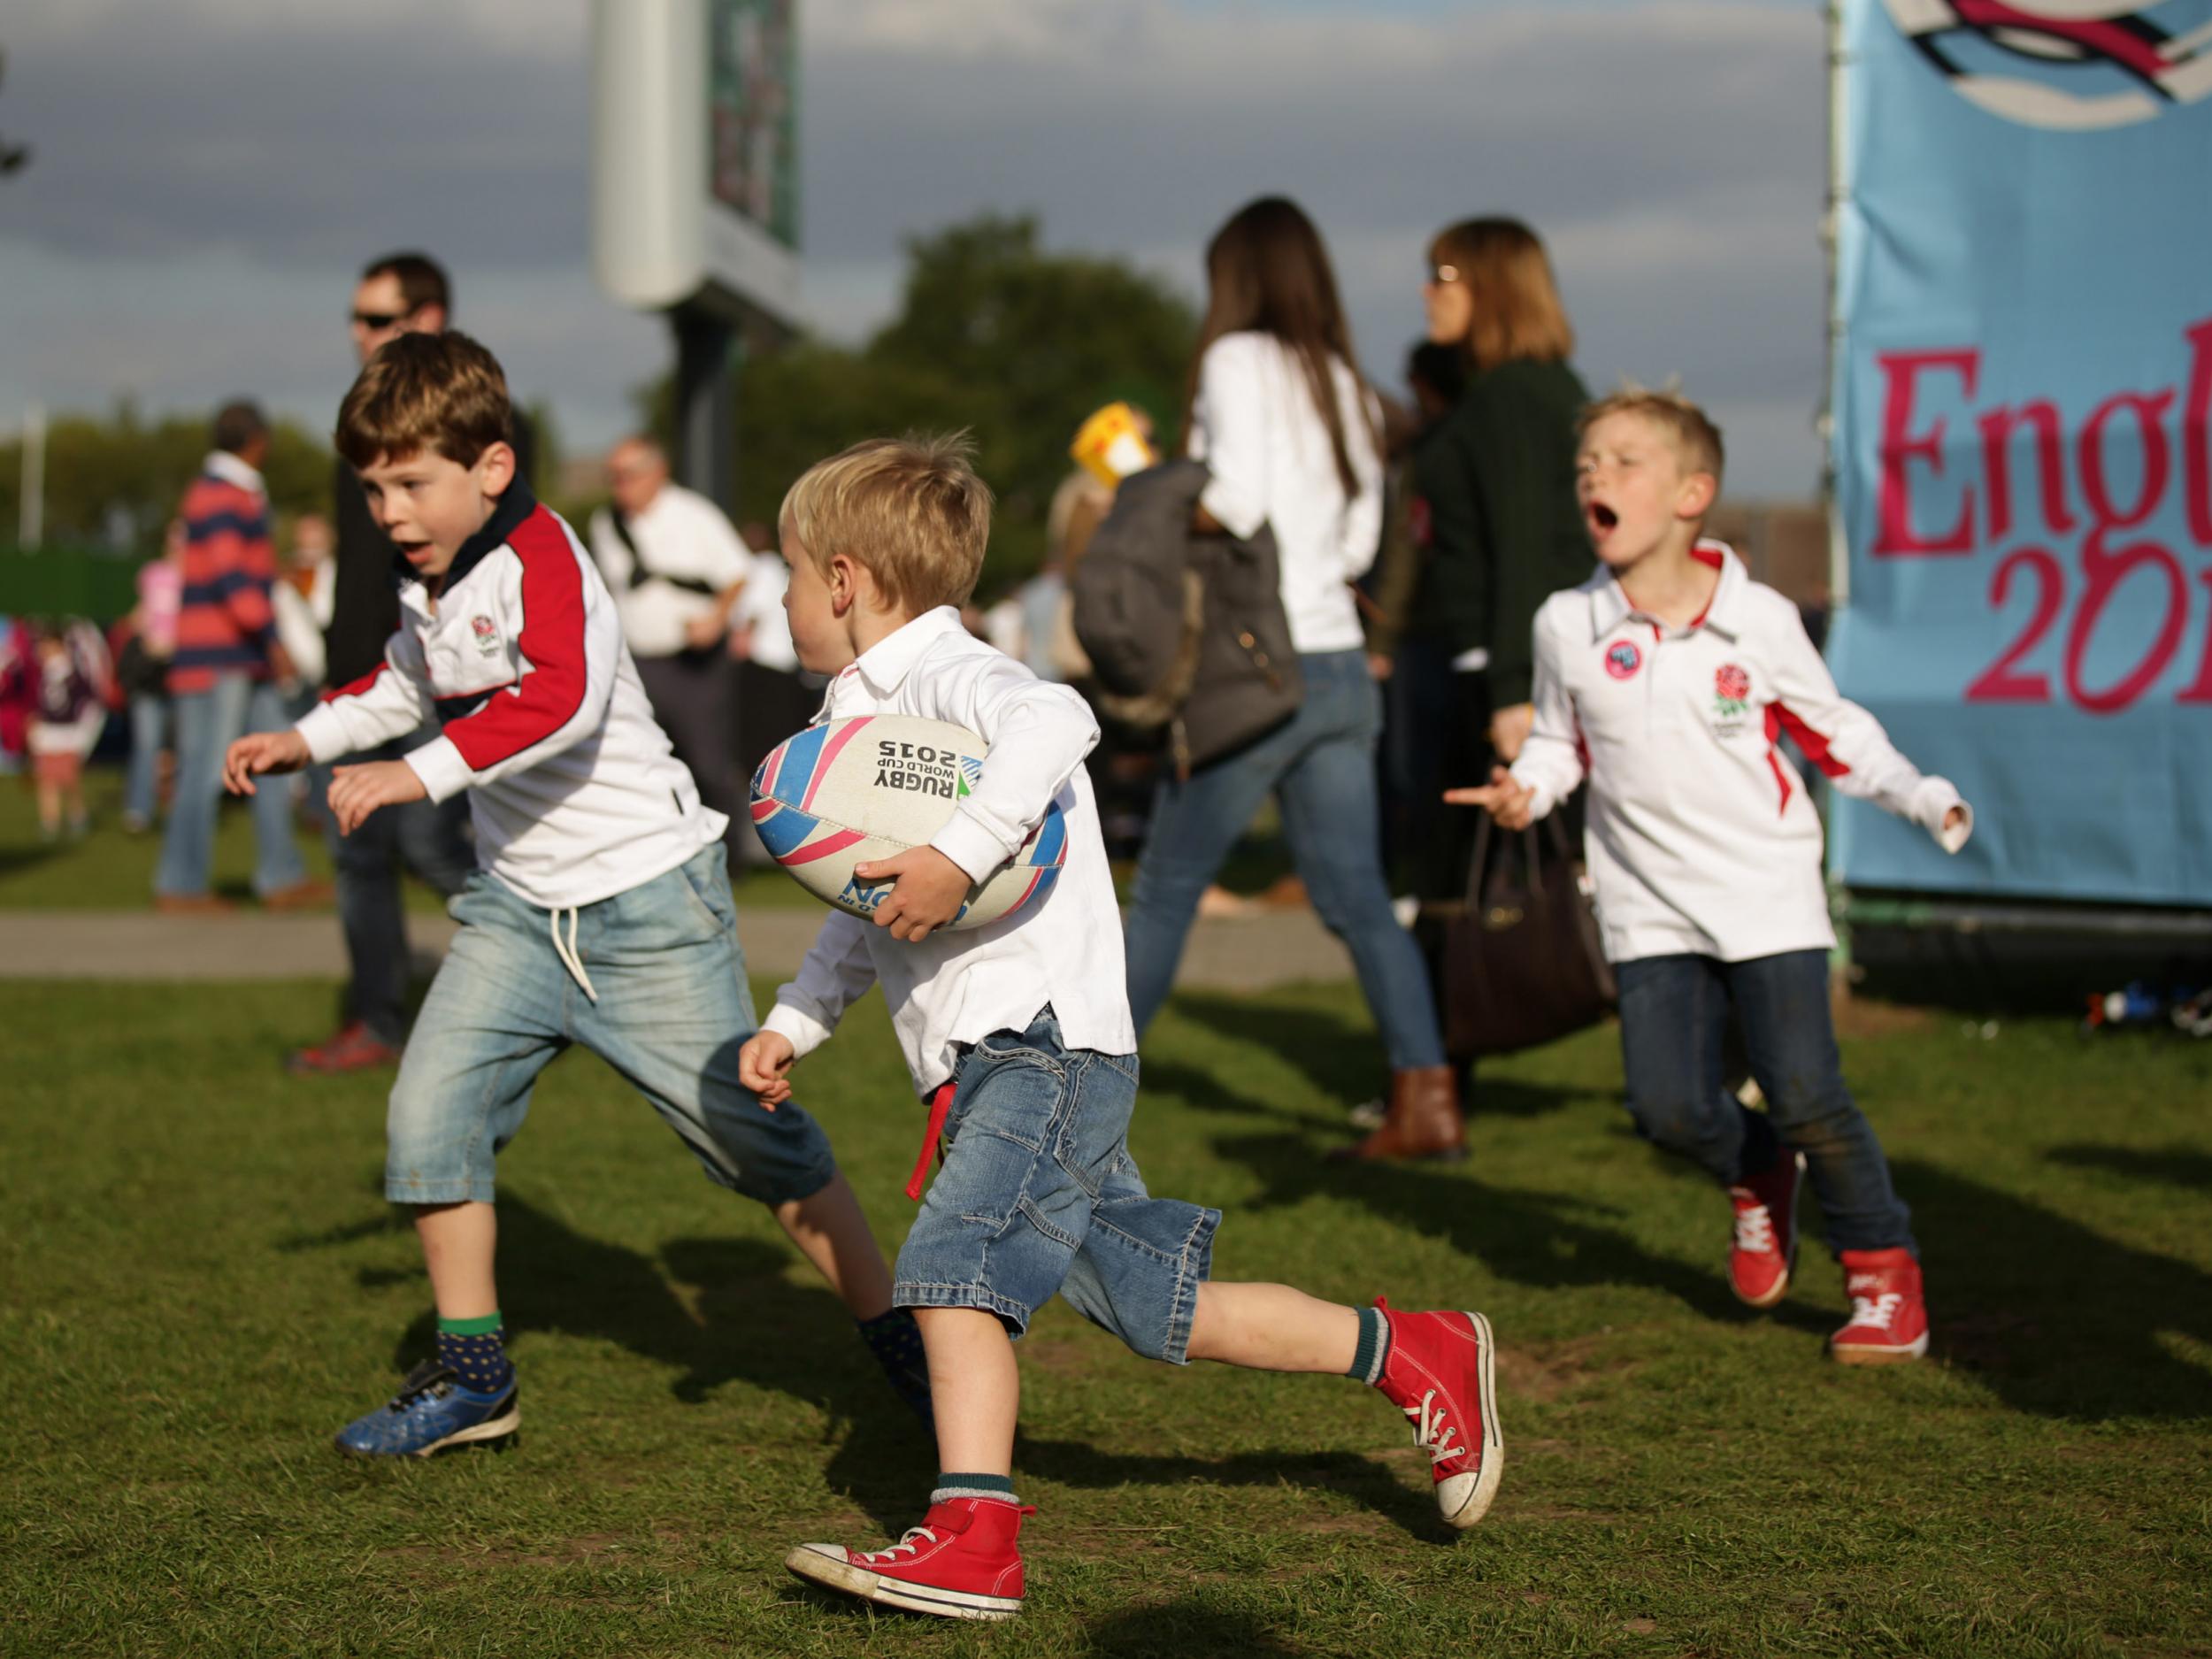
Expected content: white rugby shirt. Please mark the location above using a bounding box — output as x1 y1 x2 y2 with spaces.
296 486 725 910
1510 542 1971 965
761 606 1138 1092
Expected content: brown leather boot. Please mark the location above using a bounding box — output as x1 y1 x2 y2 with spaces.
1332 1066 1467 1162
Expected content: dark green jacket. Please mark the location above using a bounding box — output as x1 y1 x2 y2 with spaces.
1408 358 1591 706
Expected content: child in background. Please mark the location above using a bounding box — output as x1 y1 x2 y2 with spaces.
1452 388 1971 1363
27 623 105 840
742 435 1502 1624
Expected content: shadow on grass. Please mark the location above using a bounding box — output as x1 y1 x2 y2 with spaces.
0 842 63 879
2044 1143 2212 1192
1154 989 1592 1126
1897 1158 2212 1421
280 1192 934 1521
1208 1126 1826 1336
1084 1600 1306 1656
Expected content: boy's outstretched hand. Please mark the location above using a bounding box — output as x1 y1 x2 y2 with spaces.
326 760 428 837
1443 765 1538 831
738 1030 795 1109
223 729 311 796
855 845 972 942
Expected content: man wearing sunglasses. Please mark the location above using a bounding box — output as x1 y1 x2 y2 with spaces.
290 251 533 1075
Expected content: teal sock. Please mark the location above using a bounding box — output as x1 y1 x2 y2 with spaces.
1348 1305 1391 1386
933 1471 1018 1505
436 1312 514 1395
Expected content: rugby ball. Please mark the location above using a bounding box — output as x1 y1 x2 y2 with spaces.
749 714 1069 932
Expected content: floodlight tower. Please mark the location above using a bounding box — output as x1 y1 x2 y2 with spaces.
591 0 800 510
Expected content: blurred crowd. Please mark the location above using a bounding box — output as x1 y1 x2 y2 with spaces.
6 207 1632 1134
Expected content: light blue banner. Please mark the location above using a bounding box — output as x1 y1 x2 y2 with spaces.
1828 0 2212 905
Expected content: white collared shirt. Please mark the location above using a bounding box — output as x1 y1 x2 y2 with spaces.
202 449 266 499
1511 541 1971 965
588 481 754 660
1188 331 1385 656
761 607 1137 1091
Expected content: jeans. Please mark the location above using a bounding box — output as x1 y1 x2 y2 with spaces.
318 733 477 1048
1125 649 1446 1071
385 845 838 1208
124 692 168 826
895 1006 1217 1363
1614 949 1915 1256
155 673 308 899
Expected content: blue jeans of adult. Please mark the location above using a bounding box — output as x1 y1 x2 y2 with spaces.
155 672 308 900
124 692 168 826
316 732 476 1048
1614 949 1916 1256
1125 648 1446 1071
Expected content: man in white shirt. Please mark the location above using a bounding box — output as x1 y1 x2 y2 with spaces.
588 437 752 842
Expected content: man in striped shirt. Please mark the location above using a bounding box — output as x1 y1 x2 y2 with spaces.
153 401 322 912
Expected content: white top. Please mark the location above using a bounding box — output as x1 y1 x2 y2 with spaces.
297 496 724 910
733 552 800 672
1510 542 1972 965
271 580 326 687
1187 331 1384 655
587 481 754 660
761 606 1137 1091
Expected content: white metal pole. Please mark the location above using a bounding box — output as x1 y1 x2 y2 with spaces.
20 402 44 550
1822 2 1850 609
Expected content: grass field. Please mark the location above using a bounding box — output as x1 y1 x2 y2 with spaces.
4 970 2209 1657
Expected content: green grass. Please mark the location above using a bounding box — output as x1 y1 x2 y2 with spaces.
4 977 2209 1656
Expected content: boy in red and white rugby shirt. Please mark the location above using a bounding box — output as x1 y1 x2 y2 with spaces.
1454 388 1972 1363
222 333 920 1455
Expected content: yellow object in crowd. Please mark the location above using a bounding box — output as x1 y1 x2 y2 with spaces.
1070 403 1157 488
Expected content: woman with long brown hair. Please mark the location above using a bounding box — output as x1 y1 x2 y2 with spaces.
1388 220 1591 1135
1124 196 1463 1160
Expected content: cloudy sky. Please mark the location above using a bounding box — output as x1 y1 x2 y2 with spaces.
0 0 1830 496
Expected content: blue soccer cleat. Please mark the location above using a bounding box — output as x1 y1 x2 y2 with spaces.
334 1359 519 1457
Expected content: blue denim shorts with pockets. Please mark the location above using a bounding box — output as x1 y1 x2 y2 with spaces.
384 844 839 1209
892 1006 1219 1363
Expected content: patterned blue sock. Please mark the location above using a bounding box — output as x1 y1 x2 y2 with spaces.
1347 1305 1391 1385
436 1314 514 1395
857 1308 933 1425
933 1471 1018 1505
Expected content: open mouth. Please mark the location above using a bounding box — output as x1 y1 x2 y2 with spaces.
393 540 434 562
1587 501 1619 535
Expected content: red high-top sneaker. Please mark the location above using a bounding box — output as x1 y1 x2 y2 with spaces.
1831 1248 1929 1365
1727 1150 1806 1309
1374 1300 1503 1528
786 1495 1033 1621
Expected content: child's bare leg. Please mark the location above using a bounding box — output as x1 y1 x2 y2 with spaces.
916 1307 1018 1474
772 1170 895 1320
1186 1281 1359 1373
415 1200 500 1320
35 778 60 835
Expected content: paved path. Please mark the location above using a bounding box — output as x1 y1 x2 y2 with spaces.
0 906 1356 993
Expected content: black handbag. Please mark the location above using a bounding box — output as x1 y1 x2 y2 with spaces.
1441 811 1616 1057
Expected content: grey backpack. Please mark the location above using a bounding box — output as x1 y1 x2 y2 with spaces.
1070 460 1302 778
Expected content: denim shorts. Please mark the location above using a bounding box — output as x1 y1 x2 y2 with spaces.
384 844 839 1209
893 1007 1219 1363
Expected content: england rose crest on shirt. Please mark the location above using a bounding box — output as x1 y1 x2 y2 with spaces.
1711 663 1752 735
